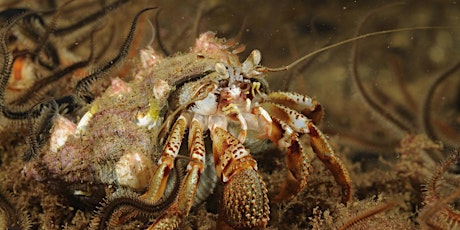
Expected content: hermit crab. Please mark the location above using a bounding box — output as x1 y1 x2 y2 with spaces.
0 2 354 229
125 32 353 228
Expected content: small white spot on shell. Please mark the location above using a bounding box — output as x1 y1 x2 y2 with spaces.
49 115 76 153
108 77 131 96
115 152 155 191
75 110 93 135
153 79 171 100
136 112 161 130
140 47 162 69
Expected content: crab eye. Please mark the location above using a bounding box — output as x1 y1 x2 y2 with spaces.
219 79 229 87
239 82 251 92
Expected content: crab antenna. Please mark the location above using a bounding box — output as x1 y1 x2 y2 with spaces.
263 26 455 73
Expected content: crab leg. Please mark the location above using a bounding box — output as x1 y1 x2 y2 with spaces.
267 117 315 202
266 91 323 124
142 114 188 202
308 122 352 203
222 103 248 143
261 102 352 203
149 116 206 229
211 126 270 229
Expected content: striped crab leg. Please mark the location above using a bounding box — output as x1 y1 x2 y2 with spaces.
149 116 207 229
261 92 352 203
267 117 315 203
266 91 323 125
141 114 188 202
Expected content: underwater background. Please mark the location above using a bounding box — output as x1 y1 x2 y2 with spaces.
0 0 459 229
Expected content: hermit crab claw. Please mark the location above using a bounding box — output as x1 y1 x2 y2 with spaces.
260 91 352 203
211 126 270 229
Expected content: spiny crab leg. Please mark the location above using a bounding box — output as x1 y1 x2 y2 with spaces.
307 122 352 203
211 126 270 229
150 116 206 229
261 100 352 203
142 114 188 202
260 102 310 134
